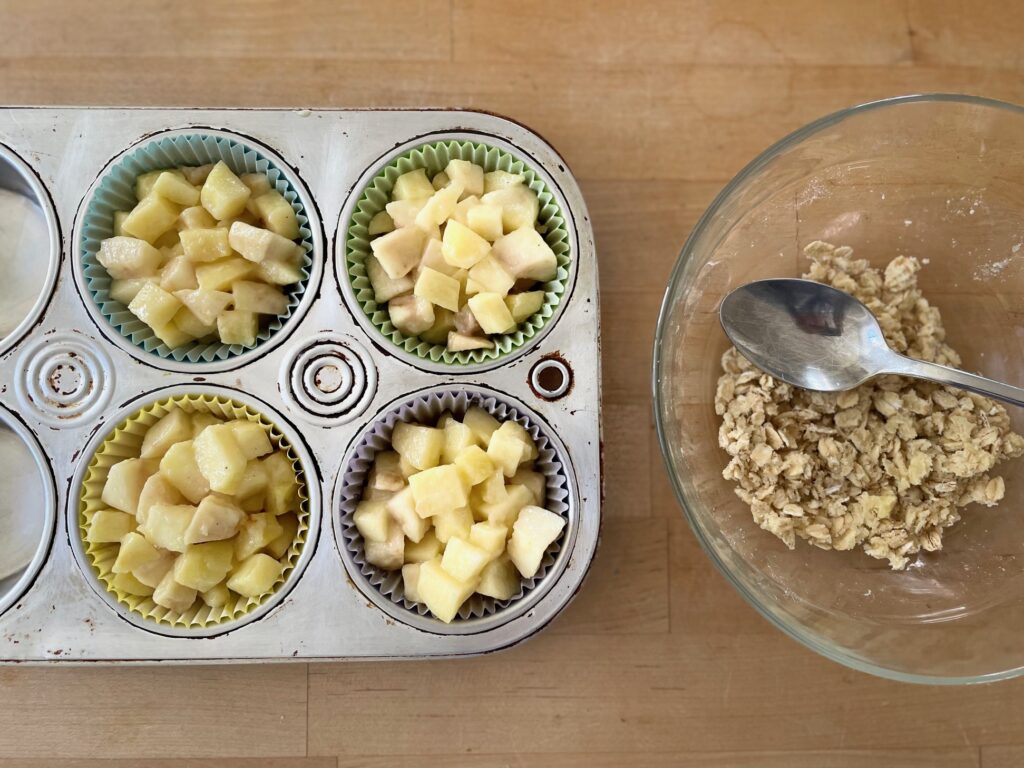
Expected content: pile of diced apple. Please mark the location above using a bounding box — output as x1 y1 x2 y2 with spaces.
353 406 565 623
88 406 303 615
95 161 306 349
364 159 558 352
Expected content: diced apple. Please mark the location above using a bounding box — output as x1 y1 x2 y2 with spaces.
463 406 499 446
228 221 296 264
367 211 395 236
226 421 273 461
154 229 181 250
441 536 491 582
267 512 299 559
392 422 444 470
132 550 175 588
201 161 251 220
467 254 515 297
500 420 538 460
369 451 405 493
234 513 284 561
113 210 129 236
173 539 235 592
487 422 529 476
467 292 514 334
227 553 284 598
122 194 181 244
385 198 427 229
181 164 213 186
477 555 520 600
240 172 272 199
466 203 504 242
263 451 300 516
441 220 490 269
399 454 418 479
478 484 533 528
418 557 476 623
481 185 539 234
191 412 223 436
201 582 231 608
511 468 546 506
388 294 435 336
102 458 152 515
194 423 247 494
414 181 464 231
445 159 484 198
217 310 259 347
140 408 192 460
405 529 443 563
442 420 476 464
141 503 197 553
366 254 413 303
479 470 509 504
371 226 426 279
402 562 423 603
507 505 565 578
184 494 245 544
129 282 182 330
178 205 217 231
173 306 216 340
414 267 461 312
492 227 558 282
240 491 266 512
152 569 197 612
419 238 458 277
252 188 299 238
174 288 233 326
135 169 175 200
256 256 303 286
420 307 456 345
234 460 269 501
469 521 508 558
196 257 254 292
159 255 198 293
431 171 450 190
432 506 473 544
110 277 155 305
364 521 404 571
112 531 163 574
137 474 184 525
86 509 136 544
391 168 434 201
505 291 545 323
354 499 392 543
180 227 232 262
451 195 481 226
453 445 495 487
483 171 525 194
386 487 431 543
97 236 163 280
153 171 200 206
111 571 155 598
409 464 468 519
159 440 210 504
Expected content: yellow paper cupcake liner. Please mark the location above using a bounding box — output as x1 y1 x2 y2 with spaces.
78 393 310 630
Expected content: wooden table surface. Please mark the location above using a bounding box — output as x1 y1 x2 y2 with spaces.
2 1 1024 765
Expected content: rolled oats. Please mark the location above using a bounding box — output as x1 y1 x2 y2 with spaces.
715 241 1024 569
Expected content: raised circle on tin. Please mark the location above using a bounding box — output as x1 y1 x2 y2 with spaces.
280 335 377 426
530 357 572 400
14 334 115 427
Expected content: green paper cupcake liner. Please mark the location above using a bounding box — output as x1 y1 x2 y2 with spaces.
80 131 314 364
346 139 572 366
79 394 311 630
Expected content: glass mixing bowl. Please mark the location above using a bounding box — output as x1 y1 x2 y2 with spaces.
653 94 1024 684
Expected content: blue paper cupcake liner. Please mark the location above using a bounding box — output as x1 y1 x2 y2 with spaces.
80 131 314 364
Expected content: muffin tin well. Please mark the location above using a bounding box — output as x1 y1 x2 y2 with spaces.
0 108 601 663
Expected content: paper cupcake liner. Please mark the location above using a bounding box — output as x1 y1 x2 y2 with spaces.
337 388 572 623
345 139 572 366
78 393 311 629
80 131 314 363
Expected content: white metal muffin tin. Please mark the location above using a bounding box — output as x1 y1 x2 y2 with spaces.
0 107 602 663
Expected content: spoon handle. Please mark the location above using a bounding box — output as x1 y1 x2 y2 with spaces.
885 354 1024 409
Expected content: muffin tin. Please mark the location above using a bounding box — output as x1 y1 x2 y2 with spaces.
0 107 601 663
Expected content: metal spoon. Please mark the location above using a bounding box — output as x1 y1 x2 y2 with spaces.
719 278 1024 408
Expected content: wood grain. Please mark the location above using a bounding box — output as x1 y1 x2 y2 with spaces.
2 0 1024 764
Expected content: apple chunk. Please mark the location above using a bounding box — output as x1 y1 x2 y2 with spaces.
507 505 565 578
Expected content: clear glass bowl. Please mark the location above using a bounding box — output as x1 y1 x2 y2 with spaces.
653 94 1024 684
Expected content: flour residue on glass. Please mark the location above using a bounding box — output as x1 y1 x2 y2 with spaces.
0 188 49 339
